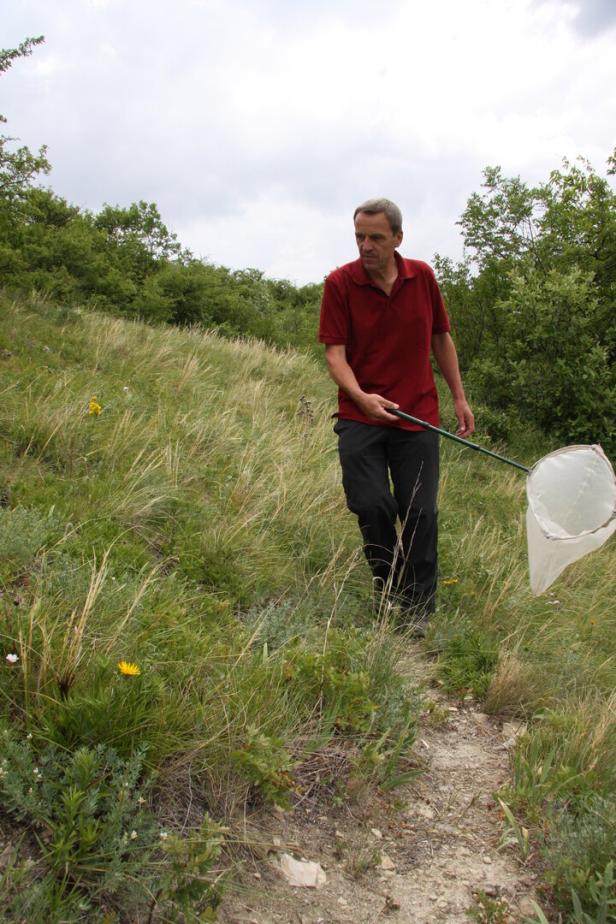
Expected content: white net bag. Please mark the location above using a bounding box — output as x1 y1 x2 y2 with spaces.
388 408 616 596
526 445 616 595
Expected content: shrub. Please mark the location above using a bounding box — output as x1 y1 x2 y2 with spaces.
0 728 223 920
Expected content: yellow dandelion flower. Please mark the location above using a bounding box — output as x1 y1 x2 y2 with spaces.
118 660 141 677
88 397 102 416
443 578 459 586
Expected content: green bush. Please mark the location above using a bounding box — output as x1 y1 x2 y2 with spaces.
0 506 61 584
0 728 223 921
231 725 297 807
436 624 499 698
544 797 616 918
467 266 615 450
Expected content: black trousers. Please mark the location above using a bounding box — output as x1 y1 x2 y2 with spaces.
335 420 439 614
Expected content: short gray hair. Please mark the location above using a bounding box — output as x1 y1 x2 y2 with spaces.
353 198 403 234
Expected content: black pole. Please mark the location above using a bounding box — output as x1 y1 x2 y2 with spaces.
389 408 530 474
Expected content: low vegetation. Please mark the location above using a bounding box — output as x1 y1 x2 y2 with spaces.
0 295 422 920
1 292 616 921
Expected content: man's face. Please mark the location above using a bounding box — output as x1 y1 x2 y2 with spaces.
354 211 403 275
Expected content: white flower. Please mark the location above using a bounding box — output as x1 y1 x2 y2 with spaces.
159 831 168 839
130 830 138 840
5 653 18 664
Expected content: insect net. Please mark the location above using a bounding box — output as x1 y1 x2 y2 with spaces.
526 445 616 595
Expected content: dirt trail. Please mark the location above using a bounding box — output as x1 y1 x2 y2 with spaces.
219 666 541 924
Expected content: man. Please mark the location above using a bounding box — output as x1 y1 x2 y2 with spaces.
319 198 474 634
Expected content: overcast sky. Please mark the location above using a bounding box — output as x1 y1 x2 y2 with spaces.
3 0 615 284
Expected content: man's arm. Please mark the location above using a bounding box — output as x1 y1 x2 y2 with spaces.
431 332 475 437
324 344 400 422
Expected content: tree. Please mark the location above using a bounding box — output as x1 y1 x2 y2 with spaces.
95 202 186 264
439 152 616 452
0 36 50 204
467 265 614 447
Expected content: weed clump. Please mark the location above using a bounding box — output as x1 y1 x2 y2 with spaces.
0 728 224 920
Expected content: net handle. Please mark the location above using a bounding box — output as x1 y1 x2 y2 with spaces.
389 408 530 473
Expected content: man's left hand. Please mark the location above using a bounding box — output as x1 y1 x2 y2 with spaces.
454 398 475 437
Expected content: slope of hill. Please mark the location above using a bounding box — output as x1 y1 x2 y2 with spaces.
1 293 615 921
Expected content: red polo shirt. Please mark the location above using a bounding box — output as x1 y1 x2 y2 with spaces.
319 252 450 430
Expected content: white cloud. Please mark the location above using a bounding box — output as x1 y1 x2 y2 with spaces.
2 0 615 282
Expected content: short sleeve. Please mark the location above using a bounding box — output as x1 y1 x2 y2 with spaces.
427 266 451 334
319 273 349 344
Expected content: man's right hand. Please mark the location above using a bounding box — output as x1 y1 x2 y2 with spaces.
355 393 400 422
324 346 399 422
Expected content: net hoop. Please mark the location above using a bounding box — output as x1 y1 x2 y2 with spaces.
526 444 616 595
526 444 616 541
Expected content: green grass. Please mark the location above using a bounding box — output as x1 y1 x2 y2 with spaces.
1 291 616 921
0 293 420 920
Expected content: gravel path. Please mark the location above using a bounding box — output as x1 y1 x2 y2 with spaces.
219 683 542 924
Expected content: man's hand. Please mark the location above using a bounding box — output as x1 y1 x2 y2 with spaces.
454 397 475 437
356 393 400 422
324 345 400 421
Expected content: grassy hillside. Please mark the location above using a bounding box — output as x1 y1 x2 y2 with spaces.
1 293 615 921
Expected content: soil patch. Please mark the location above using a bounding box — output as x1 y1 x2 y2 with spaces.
219 673 540 924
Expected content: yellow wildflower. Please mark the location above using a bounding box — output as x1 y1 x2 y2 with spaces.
88 396 102 416
442 578 459 586
118 660 141 677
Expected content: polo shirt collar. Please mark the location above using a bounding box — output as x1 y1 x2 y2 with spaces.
349 251 417 286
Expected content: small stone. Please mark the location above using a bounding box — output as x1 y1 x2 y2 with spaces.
335 829 344 839
379 853 395 871
371 828 383 839
338 897 348 907
413 803 435 820
518 896 538 916
276 854 326 888
483 856 493 864
273 836 282 848
502 721 527 741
